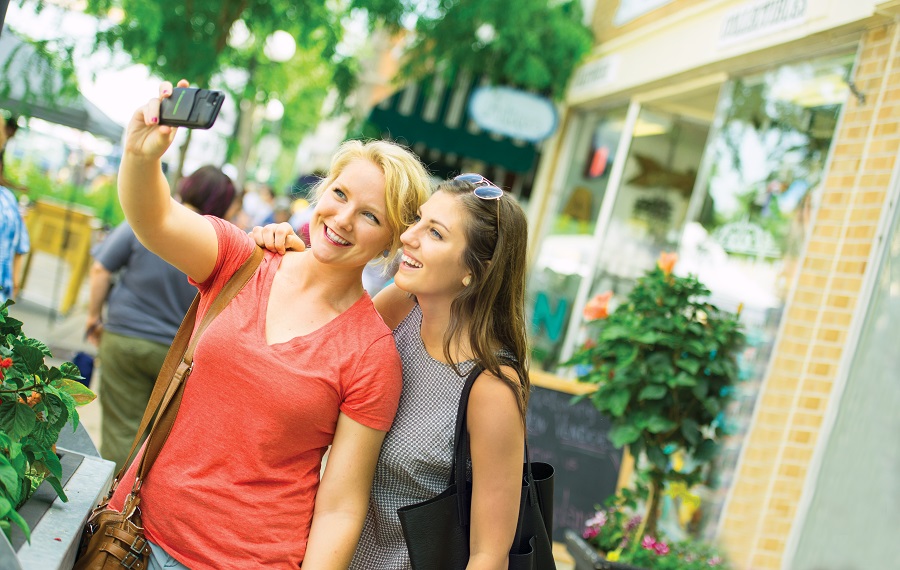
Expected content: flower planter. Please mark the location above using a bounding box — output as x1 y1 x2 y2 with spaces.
0 424 115 570
565 530 649 570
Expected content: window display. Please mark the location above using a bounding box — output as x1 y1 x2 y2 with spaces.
683 52 855 535
529 106 628 370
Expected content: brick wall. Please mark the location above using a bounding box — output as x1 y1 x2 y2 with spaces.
719 22 900 569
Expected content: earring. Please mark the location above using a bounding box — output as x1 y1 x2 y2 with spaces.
462 276 471 287
382 249 390 258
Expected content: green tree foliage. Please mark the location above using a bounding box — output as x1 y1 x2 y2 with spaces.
82 0 346 86
356 0 594 99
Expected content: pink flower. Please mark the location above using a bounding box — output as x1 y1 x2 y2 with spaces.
709 556 722 566
641 535 657 550
625 515 642 531
585 511 608 529
654 541 670 556
582 527 598 540
583 291 612 321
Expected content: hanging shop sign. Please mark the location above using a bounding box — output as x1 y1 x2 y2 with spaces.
568 55 620 102
468 86 558 142
613 0 675 27
719 0 808 47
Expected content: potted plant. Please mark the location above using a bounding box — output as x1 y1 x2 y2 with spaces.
0 299 97 542
564 253 744 568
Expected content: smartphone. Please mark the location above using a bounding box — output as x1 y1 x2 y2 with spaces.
159 87 225 129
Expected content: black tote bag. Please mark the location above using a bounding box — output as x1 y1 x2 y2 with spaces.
397 366 556 569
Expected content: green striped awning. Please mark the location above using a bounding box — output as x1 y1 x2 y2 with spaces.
368 72 540 174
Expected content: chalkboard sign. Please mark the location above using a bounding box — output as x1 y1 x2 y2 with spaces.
526 379 624 542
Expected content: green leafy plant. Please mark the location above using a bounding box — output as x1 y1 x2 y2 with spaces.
0 300 96 540
567 252 745 541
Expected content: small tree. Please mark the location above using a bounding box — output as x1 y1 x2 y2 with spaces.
567 253 744 539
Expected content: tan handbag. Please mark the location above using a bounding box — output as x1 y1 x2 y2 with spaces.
73 247 263 570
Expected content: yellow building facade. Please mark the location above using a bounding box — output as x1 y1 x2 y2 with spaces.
528 1 900 567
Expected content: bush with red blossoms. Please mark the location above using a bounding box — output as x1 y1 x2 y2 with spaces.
0 300 96 541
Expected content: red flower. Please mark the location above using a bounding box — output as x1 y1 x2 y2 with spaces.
0 357 12 369
583 291 613 321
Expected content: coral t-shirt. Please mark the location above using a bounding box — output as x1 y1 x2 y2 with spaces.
110 217 402 569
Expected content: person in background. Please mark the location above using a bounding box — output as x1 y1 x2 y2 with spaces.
107 79 431 570
239 181 275 228
255 174 531 569
0 115 28 194
85 165 238 470
0 184 28 304
0 115 29 304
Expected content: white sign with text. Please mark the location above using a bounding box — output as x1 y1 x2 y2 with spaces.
468 86 558 142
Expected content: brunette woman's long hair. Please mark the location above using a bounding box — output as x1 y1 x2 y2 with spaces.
439 178 530 420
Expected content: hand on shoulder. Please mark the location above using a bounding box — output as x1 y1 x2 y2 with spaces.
373 283 415 330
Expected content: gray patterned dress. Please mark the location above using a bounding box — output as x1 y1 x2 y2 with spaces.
350 304 475 569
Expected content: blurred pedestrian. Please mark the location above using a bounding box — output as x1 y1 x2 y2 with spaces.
86 165 238 470
0 115 29 193
0 184 28 304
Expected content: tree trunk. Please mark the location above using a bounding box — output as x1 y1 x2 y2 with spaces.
645 474 664 538
235 98 258 190
173 128 193 189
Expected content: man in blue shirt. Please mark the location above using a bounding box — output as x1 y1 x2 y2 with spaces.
0 184 29 303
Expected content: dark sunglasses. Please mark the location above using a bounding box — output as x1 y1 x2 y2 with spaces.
454 173 503 236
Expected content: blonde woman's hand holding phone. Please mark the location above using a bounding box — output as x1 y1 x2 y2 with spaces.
123 79 189 161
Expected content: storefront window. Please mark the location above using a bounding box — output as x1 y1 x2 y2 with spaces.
529 106 628 370
685 52 856 533
584 106 711 317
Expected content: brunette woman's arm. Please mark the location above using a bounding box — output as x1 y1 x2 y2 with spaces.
119 79 218 282
302 413 386 568
466 366 526 570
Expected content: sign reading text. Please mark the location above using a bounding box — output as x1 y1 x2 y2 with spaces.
720 0 808 47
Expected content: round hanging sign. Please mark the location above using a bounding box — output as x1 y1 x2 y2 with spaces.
468 86 558 142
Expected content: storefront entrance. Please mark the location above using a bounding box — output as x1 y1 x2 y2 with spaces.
530 80 722 370
528 49 857 538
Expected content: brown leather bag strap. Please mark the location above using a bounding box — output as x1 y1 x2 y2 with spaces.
112 246 264 485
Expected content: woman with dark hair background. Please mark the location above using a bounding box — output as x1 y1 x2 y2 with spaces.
85 165 238 470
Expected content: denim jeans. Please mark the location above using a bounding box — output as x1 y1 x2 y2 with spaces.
148 541 190 570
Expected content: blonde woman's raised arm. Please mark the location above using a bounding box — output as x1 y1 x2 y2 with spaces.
119 79 218 283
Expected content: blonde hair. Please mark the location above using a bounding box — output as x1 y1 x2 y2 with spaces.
311 139 431 267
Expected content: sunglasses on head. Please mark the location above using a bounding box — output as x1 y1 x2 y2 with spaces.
454 173 503 237
454 173 504 200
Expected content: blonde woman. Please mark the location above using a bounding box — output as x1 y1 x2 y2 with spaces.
109 80 430 570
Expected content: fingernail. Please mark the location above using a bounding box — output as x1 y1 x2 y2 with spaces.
151 117 159 123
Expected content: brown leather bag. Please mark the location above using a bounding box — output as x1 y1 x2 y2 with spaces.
73 247 263 570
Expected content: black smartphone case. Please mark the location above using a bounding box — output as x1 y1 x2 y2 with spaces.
159 88 225 129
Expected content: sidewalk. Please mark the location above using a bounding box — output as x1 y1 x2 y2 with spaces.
8 251 102 449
